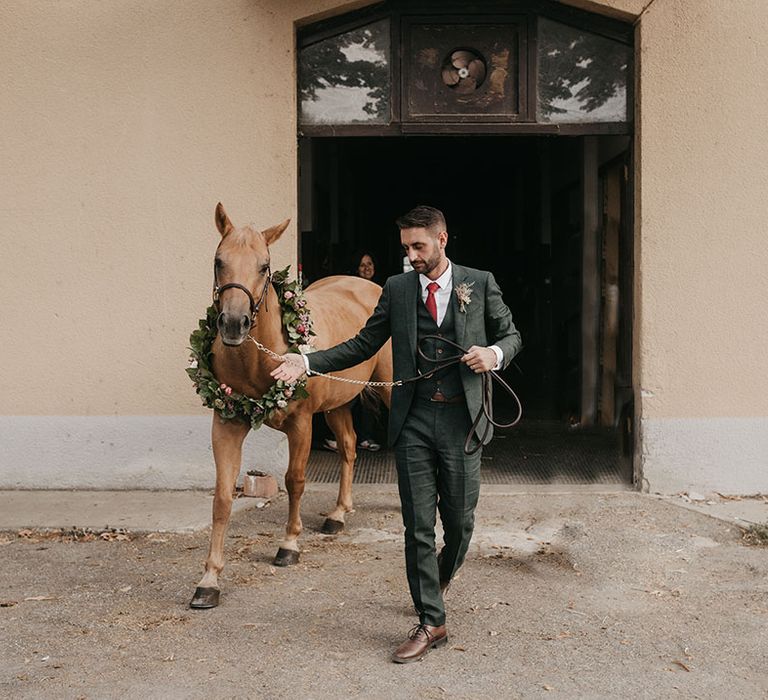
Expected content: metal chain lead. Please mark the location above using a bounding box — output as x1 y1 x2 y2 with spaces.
245 335 283 362
245 335 403 387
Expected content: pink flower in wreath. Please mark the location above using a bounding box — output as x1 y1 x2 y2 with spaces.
220 383 227 389
224 386 232 396
297 300 306 308
284 388 293 398
296 324 306 334
284 291 294 300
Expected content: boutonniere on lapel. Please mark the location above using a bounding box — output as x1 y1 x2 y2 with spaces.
454 281 475 313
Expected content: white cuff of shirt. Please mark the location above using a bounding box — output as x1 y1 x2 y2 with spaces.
301 354 311 373
489 345 503 371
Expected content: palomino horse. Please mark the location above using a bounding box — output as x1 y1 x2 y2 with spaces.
190 204 392 609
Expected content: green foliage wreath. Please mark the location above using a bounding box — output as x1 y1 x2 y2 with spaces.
186 267 312 430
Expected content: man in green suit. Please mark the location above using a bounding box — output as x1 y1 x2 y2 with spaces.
272 206 521 663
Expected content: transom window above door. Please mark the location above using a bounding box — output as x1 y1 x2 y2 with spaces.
297 1 633 135
298 18 391 126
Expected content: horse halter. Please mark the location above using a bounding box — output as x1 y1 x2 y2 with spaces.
212 265 271 321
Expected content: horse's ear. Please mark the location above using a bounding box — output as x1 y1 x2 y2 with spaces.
215 203 234 237
262 218 291 246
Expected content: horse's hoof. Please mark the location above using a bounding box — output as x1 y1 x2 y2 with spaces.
321 518 345 535
273 547 300 567
189 586 220 609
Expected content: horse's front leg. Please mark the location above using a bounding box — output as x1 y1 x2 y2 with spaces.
190 416 250 609
273 413 312 566
321 404 357 534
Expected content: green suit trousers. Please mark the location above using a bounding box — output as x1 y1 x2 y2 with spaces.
394 397 481 627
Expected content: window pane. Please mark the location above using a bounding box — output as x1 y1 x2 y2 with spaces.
299 19 390 126
537 18 631 123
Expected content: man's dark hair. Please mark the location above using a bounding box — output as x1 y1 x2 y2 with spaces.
395 205 446 233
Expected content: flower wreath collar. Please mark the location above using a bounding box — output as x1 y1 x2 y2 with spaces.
186 266 313 430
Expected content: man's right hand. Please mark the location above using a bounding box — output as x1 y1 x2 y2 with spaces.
270 353 307 383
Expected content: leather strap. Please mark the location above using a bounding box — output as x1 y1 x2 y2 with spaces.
402 335 523 455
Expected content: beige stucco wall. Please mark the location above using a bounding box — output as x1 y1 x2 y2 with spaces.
2 0 767 492
0 0 365 488
636 0 768 419
0 0 363 417
634 0 768 492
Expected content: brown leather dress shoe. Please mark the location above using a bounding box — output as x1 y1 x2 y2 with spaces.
391 623 448 664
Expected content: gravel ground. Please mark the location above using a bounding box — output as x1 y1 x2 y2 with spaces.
1 487 767 699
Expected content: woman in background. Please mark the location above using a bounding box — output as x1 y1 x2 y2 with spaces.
356 252 376 283
323 250 383 452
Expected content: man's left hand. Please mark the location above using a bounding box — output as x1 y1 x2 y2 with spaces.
461 346 497 374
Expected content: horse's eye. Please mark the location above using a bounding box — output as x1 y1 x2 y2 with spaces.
215 258 223 269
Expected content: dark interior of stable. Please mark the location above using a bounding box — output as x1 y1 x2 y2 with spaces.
299 134 634 484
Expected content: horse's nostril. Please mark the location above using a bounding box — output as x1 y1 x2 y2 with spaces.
242 315 252 331
217 313 225 329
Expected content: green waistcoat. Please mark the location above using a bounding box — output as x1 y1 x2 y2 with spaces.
415 292 463 400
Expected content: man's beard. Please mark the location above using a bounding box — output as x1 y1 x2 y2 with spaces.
413 249 442 275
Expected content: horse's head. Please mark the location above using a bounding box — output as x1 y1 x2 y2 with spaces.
212 203 290 346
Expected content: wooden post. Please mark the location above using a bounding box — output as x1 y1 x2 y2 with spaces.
581 136 600 425
600 163 622 427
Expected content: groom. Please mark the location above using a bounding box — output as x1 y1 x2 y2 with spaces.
272 206 521 663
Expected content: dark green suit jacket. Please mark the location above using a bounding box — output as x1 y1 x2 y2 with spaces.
307 264 522 446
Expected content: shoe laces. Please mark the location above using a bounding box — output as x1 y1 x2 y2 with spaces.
407 624 435 642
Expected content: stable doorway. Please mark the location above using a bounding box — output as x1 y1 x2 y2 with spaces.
296 1 636 485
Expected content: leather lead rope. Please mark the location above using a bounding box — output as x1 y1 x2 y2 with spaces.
402 335 523 455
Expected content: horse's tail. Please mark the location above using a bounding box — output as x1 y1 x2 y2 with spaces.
360 385 385 418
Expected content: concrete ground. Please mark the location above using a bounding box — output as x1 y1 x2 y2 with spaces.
1 485 767 699
0 490 268 533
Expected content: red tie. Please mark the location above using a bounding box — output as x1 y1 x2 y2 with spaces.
426 282 440 323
